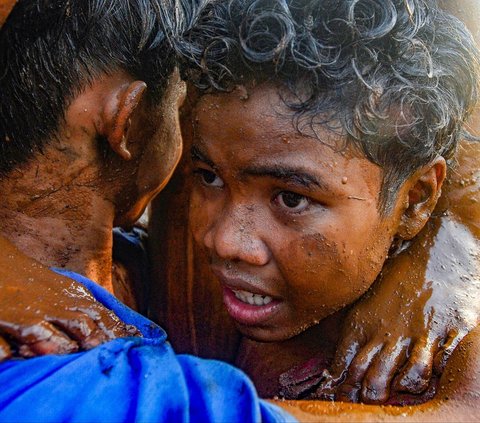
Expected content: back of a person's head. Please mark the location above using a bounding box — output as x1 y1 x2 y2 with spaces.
177 0 480 212
0 0 195 177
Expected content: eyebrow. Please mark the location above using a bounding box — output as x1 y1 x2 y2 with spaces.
241 165 328 190
191 145 216 169
191 145 329 191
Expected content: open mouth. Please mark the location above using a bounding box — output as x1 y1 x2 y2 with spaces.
222 286 281 326
231 288 273 306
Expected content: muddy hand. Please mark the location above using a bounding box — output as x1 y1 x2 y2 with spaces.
314 212 480 404
0 236 140 361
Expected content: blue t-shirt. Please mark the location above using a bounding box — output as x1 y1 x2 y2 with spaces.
0 270 294 423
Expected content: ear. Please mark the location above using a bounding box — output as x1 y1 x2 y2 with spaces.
396 157 447 240
102 81 147 160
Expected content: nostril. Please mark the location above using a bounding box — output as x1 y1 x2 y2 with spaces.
201 225 217 252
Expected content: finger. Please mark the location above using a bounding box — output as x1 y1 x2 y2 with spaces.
0 336 12 361
312 374 336 401
110 322 142 338
13 321 78 357
393 337 437 394
100 319 142 338
72 305 141 339
314 334 364 399
360 339 410 404
433 329 468 374
336 342 383 403
329 330 366 380
25 337 79 356
47 312 110 350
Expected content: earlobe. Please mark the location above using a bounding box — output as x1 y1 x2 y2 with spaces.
396 157 447 240
102 80 147 161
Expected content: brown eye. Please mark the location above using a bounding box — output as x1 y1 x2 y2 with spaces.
275 191 310 212
194 168 224 188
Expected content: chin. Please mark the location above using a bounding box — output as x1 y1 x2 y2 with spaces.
235 323 303 343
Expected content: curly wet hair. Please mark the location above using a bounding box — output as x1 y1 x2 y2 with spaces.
177 0 480 212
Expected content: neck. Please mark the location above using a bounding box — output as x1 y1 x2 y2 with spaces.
235 309 347 398
0 155 116 291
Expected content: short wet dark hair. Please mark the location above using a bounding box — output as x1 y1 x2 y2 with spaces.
177 0 480 212
0 0 191 176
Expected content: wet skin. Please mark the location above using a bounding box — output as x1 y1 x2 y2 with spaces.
146 79 480 406
186 83 480 419
0 68 185 358
189 83 441 343
0 236 139 360
0 69 184 292
310 0 480 404
274 322 480 421
0 2 478 414
312 174 480 404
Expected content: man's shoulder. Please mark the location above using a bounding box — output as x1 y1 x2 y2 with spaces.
52 268 165 340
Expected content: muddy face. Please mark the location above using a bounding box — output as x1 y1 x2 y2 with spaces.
189 84 404 342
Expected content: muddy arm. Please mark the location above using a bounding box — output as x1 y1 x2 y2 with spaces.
311 0 480 403
313 183 480 402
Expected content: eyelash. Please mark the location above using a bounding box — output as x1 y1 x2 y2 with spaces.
193 167 319 215
272 191 313 214
193 168 224 188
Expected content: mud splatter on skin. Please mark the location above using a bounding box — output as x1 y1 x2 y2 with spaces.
146 0 480 414
0 70 185 360
189 83 410 344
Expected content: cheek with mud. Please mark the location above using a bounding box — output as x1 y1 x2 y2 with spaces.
282 232 369 318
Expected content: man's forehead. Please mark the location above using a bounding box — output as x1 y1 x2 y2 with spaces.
194 89 361 160
0 0 17 28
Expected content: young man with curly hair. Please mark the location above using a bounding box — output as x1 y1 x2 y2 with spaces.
1 0 480 421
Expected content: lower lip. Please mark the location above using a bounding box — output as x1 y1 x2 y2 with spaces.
222 286 282 326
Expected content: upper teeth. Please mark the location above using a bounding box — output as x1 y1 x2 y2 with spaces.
232 289 273 306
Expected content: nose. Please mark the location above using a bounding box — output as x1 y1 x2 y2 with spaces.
203 206 271 266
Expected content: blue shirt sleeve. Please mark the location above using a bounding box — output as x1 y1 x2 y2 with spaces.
0 270 295 423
